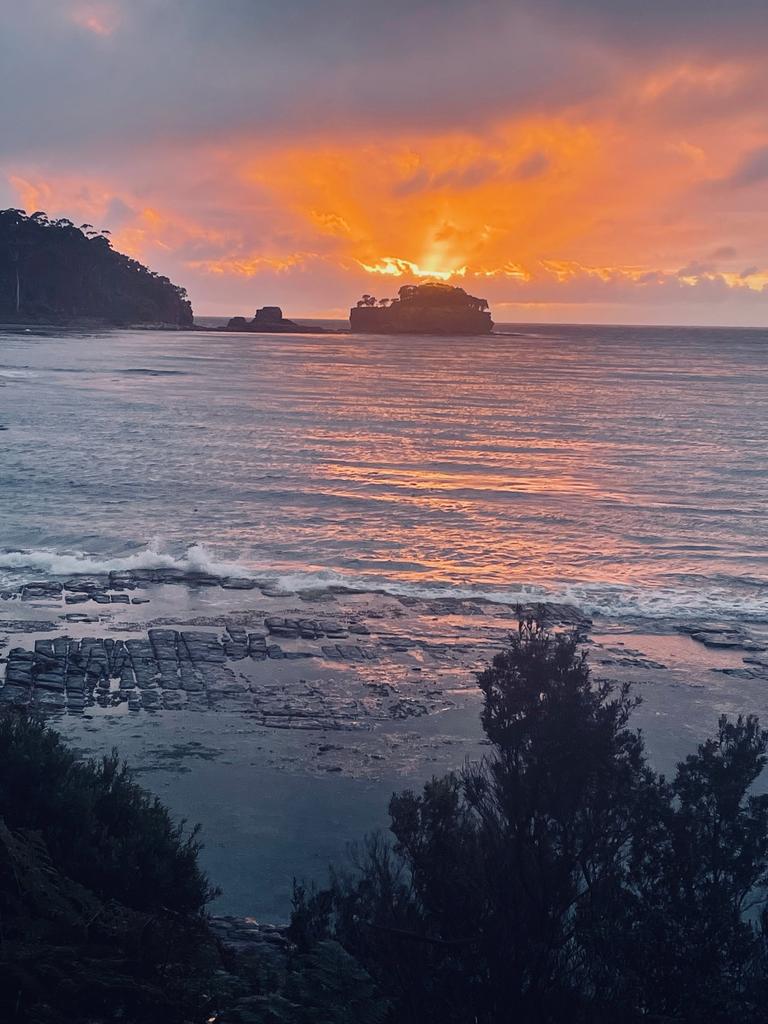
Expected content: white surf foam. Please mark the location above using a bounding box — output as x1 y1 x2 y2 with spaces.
0 369 40 381
2 544 766 624
273 572 768 623
0 542 253 581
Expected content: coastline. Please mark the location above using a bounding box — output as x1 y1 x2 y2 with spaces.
3 566 767 919
3 322 767 922
0 316 344 335
0 314 522 337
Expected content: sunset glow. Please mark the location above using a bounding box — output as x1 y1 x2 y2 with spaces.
2 1 768 323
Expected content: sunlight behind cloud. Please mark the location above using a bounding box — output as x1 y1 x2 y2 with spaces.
358 257 467 281
69 2 121 37
5 3 768 324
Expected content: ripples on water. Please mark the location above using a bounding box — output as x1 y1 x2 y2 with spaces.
1 323 767 622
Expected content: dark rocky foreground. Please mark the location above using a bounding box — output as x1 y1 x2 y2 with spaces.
4 569 768 919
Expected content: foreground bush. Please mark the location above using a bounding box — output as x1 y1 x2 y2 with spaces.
291 619 768 1023
0 714 386 1024
0 713 214 914
0 714 218 1022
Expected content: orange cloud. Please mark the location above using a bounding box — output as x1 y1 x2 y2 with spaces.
188 253 320 276
5 51 768 324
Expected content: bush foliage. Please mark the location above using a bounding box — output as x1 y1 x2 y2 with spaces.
291 618 768 1023
0 713 214 913
0 714 217 1023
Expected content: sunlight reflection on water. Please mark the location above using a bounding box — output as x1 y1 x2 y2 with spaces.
1 323 767 621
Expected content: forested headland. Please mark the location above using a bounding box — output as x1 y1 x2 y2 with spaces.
0 209 193 326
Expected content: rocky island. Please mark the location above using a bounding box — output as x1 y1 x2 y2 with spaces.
350 282 494 335
223 306 328 333
0 208 193 326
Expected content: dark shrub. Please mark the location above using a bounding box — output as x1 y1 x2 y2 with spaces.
0 713 220 1022
291 618 768 1023
0 713 215 913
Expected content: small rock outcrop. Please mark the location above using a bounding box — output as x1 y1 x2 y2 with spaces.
223 306 325 333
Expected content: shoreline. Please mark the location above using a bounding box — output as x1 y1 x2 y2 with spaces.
2 550 764 627
3 568 768 919
0 316 528 337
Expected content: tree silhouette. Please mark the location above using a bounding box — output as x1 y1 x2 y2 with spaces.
0 208 192 324
291 618 768 1023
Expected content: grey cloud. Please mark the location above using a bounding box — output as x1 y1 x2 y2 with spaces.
393 151 549 197
103 196 136 228
394 160 504 197
677 260 715 277
532 0 768 51
392 170 432 198
432 160 502 190
710 245 737 259
511 151 549 180
0 1 627 158
3 0 768 144
721 145 768 187
1 0 766 165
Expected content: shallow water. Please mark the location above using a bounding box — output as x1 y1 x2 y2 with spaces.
2 322 767 622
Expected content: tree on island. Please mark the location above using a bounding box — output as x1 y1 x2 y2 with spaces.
0 208 192 325
396 282 489 312
350 283 493 334
291 618 768 1023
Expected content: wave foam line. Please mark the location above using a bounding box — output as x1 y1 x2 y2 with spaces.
269 570 768 623
2 545 768 624
0 543 253 580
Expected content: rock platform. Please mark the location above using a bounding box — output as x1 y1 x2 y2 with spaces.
0 570 591 729
5 571 768 920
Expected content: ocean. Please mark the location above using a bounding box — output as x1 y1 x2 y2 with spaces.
2 321 767 625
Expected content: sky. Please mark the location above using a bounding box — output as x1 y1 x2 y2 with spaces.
1 0 768 325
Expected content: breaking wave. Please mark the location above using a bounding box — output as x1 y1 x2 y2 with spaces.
0 542 252 582
2 544 767 625
266 571 768 624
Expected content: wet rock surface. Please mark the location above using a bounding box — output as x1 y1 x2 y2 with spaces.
3 570 768 785
6 572 767 921
0 571 593 729
210 915 291 956
678 622 768 652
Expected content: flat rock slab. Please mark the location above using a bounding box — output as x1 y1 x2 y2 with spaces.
0 619 57 633
0 576 598 733
689 631 766 652
0 621 466 727
21 582 63 601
